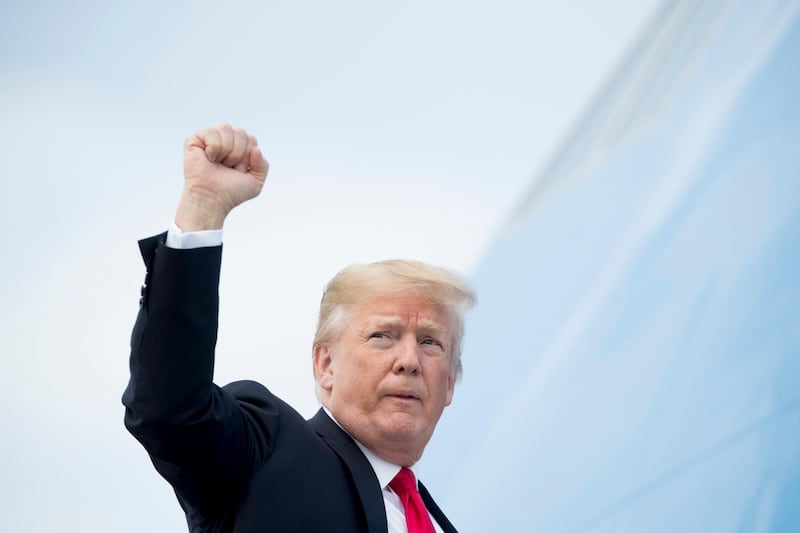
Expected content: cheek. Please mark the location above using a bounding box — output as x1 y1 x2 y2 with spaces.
426 363 454 400
336 360 380 402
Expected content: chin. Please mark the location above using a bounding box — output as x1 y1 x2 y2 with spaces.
380 416 429 443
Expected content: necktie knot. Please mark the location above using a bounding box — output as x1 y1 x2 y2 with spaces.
390 467 418 494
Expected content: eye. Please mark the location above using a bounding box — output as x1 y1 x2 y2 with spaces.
421 337 442 348
368 332 393 345
367 332 394 349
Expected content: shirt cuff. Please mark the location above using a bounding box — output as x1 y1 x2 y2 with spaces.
165 222 223 249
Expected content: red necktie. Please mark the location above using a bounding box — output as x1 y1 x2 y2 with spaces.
389 467 436 533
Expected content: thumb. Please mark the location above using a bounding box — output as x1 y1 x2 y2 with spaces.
249 146 269 181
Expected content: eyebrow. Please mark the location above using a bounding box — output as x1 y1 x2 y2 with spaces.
417 319 447 335
367 317 406 330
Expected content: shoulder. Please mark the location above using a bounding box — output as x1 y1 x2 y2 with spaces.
223 378 273 399
222 379 311 430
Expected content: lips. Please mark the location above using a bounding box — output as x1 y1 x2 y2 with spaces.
387 391 421 401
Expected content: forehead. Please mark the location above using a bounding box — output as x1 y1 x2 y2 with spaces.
349 293 453 330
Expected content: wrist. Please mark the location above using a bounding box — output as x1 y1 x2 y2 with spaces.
174 188 229 231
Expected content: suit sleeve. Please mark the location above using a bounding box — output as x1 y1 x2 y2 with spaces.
122 233 279 517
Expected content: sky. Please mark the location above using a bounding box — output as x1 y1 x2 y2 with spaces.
426 2 800 529
0 1 660 530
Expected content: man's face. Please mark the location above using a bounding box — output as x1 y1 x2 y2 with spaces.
315 293 456 465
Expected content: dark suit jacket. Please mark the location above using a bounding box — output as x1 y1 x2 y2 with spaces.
123 234 457 533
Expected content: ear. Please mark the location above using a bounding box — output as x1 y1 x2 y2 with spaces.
313 344 335 392
444 369 455 407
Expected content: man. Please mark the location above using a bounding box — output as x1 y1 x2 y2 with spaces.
123 123 475 532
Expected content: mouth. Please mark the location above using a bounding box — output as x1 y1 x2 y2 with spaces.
387 392 421 401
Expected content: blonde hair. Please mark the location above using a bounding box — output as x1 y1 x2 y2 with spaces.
313 259 475 380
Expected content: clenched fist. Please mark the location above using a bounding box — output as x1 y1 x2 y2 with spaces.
175 123 269 231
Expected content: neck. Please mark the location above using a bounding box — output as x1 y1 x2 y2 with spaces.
321 405 425 467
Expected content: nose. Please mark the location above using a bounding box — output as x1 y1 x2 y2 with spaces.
393 336 421 375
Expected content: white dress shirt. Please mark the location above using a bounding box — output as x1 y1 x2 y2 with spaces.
165 224 446 533
324 408 446 533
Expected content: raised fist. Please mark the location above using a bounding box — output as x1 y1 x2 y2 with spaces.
176 123 269 231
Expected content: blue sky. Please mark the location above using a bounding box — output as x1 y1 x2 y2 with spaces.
0 1 660 530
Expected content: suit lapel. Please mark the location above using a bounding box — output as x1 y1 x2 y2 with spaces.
309 409 388 533
419 481 458 533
